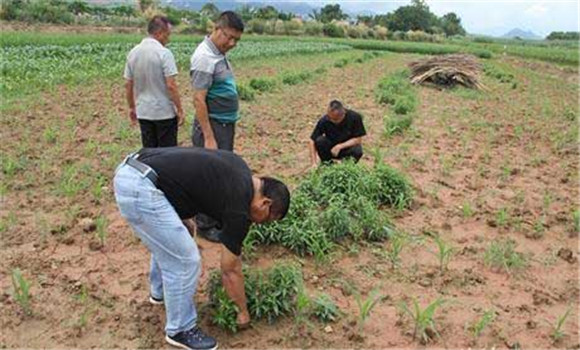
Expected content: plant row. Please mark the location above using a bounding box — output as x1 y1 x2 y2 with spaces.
376 70 418 137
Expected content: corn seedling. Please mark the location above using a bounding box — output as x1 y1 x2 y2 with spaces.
354 288 382 335
462 201 474 218
400 297 444 344
484 239 527 273
548 307 571 342
95 215 107 246
469 309 495 338
386 231 408 269
431 236 454 273
11 268 32 315
573 210 580 234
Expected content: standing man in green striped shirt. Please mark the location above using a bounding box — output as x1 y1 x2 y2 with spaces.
190 11 244 242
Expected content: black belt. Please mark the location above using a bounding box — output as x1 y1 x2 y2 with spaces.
125 154 158 186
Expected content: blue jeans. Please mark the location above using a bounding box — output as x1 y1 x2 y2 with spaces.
113 163 201 336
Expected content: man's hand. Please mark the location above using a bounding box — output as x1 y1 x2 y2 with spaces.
204 136 218 150
129 108 137 126
236 310 251 330
177 108 185 126
331 144 342 157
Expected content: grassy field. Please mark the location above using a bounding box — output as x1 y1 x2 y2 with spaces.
1 30 578 349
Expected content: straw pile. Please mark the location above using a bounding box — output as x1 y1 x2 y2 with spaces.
408 54 485 89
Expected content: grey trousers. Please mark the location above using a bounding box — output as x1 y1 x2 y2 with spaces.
191 118 236 230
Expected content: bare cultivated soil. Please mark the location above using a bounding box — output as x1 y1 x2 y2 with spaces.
1 44 578 349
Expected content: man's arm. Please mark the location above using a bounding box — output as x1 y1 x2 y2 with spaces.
220 246 250 326
125 79 137 125
192 89 217 149
308 139 319 167
331 136 363 157
165 76 184 126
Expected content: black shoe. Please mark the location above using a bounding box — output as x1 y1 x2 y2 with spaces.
197 227 221 243
149 294 164 305
166 326 218 350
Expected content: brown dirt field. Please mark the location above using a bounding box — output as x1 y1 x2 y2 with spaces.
0 46 578 349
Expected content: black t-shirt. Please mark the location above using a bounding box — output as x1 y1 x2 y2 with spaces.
310 109 367 144
137 147 253 256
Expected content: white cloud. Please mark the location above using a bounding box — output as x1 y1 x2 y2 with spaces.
524 3 548 17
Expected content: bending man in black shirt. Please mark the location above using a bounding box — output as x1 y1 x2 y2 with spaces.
309 100 367 168
113 147 290 350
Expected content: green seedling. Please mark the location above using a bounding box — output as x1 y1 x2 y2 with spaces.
354 288 382 335
462 201 474 218
548 307 571 342
400 297 444 344
484 239 527 273
386 232 408 269
95 215 107 246
496 208 510 228
469 309 495 338
11 268 32 315
573 210 580 234
431 236 454 273
312 293 340 323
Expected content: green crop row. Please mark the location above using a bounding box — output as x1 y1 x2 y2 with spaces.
376 70 418 137
0 39 351 102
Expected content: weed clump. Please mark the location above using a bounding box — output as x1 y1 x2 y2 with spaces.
484 239 527 273
281 71 310 85
208 263 302 332
249 77 277 93
246 160 412 258
236 83 255 101
376 70 418 137
384 113 414 137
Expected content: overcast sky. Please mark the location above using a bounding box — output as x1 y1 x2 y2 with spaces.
315 0 579 37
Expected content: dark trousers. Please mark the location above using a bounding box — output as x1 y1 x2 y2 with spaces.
191 118 236 230
139 118 178 148
314 135 363 163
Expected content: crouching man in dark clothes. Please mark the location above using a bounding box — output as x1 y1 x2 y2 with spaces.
113 147 290 350
308 100 367 168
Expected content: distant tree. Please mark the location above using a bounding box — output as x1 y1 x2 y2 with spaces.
139 0 158 13
386 0 438 33
200 2 220 21
277 11 294 21
356 14 373 26
309 9 321 21
67 0 90 15
237 4 255 22
440 12 466 36
546 31 579 40
255 5 278 20
319 4 348 23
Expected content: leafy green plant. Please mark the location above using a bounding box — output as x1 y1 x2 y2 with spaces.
431 236 454 273
249 77 277 93
462 201 474 218
549 307 571 342
386 231 408 268
281 71 310 85
371 163 413 209
11 268 32 315
354 288 382 335
95 215 107 246
333 58 349 68
469 309 495 338
393 92 418 114
208 263 302 332
236 82 255 101
400 297 445 344
384 113 413 137
484 239 527 273
312 293 339 323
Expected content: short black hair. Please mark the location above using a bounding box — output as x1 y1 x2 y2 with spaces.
215 11 245 32
329 99 344 112
148 15 170 35
260 177 290 220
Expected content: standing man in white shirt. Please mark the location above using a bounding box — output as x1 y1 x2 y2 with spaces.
124 15 184 147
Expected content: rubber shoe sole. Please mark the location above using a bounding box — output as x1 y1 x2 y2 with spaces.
149 296 164 305
165 335 218 350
